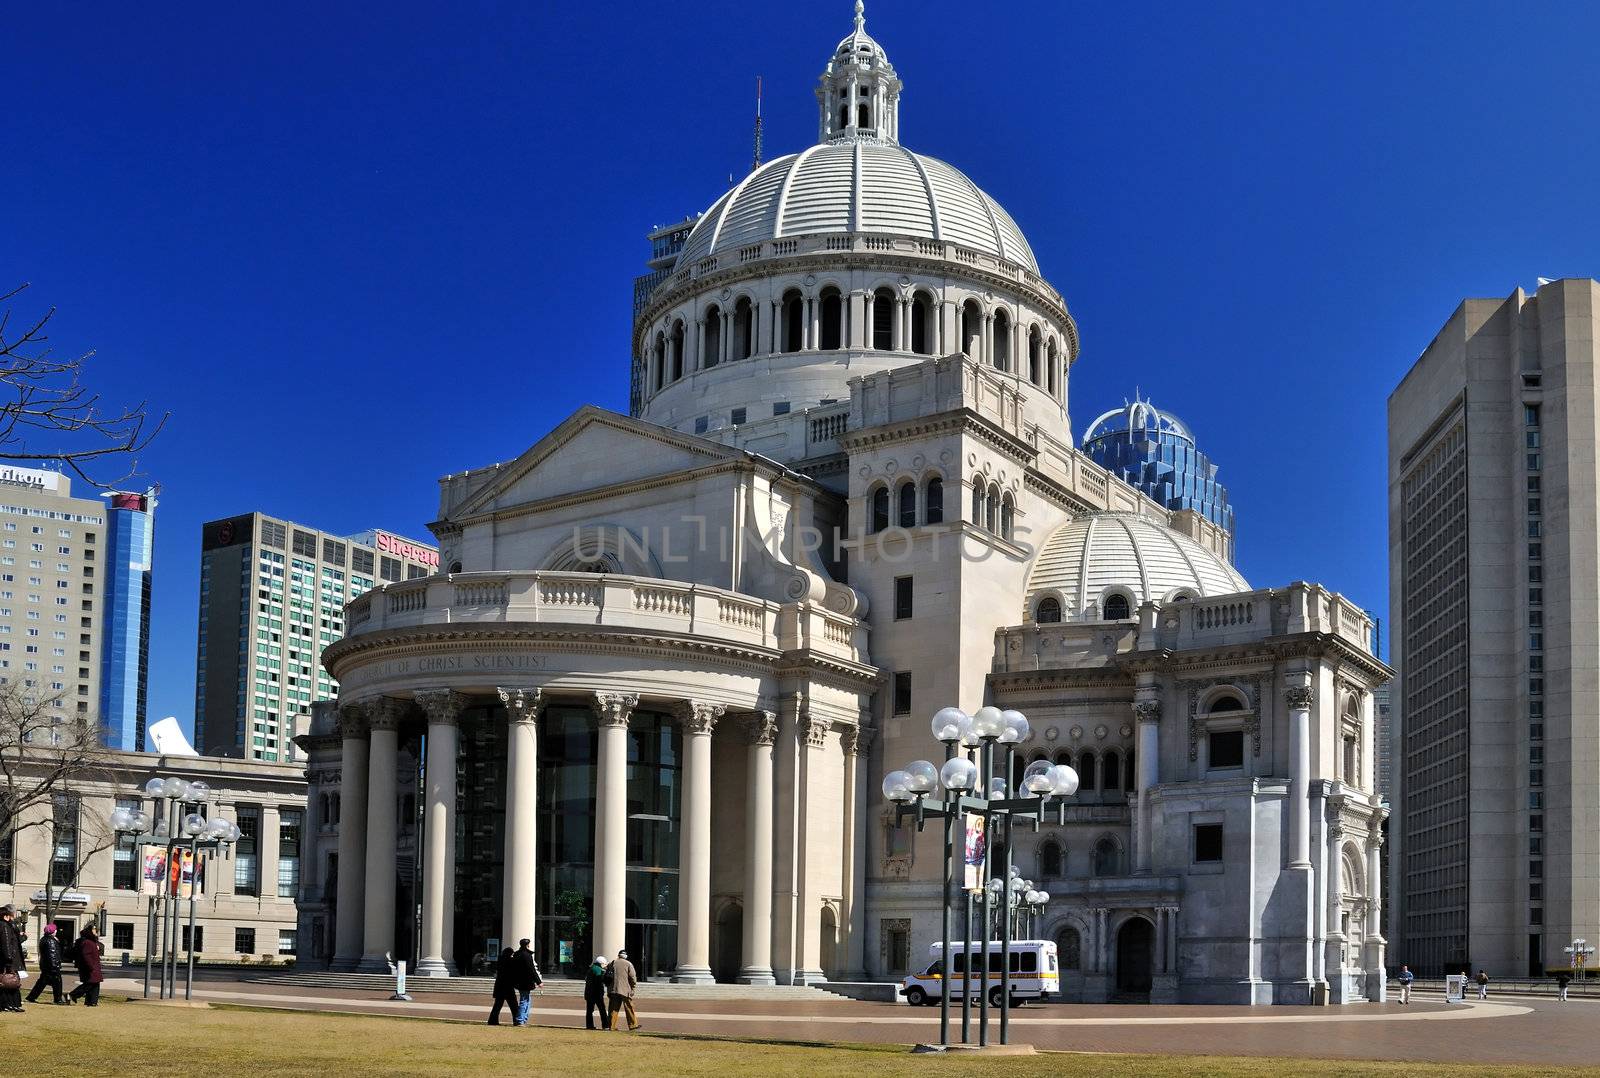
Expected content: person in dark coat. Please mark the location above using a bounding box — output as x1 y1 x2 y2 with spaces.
0 904 25 1013
25 923 64 1004
486 947 518 1025
67 924 104 1006
584 956 610 1030
511 938 541 1027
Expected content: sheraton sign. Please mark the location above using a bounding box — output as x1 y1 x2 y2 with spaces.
376 531 439 568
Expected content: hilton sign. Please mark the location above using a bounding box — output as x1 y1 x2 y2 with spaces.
376 531 439 569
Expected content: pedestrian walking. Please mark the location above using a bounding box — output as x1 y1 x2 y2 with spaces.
1475 969 1489 1000
0 904 25 1013
486 947 518 1025
1397 964 1414 1004
25 924 64 1005
584 956 610 1030
1557 970 1572 1002
67 924 104 1006
607 948 640 1032
511 938 541 1026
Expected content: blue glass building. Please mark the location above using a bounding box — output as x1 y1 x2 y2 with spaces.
100 489 155 751
1082 396 1235 536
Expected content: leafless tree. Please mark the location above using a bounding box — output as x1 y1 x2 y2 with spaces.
0 282 167 489
0 687 115 927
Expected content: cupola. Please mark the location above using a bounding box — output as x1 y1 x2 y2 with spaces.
815 1 902 143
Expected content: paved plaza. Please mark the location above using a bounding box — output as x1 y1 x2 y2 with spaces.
100 976 1599 1069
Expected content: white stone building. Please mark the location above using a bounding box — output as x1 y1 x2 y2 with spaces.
296 3 1390 1003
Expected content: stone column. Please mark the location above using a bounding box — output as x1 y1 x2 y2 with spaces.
1365 828 1384 944
1132 697 1160 874
692 319 704 371
359 699 403 972
1326 817 1346 975
796 712 831 982
260 803 281 901
848 291 866 348
807 297 818 350
1285 680 1314 868
592 692 637 957
839 722 873 979
739 711 777 985
416 689 465 976
1166 906 1179 972
498 687 541 949
673 699 723 984
721 311 732 365
981 313 993 366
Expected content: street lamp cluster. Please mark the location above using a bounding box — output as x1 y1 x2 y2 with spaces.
108 775 238 1000
989 867 1049 940
884 705 1078 1049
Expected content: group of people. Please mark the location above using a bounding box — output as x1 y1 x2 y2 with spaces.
486 941 639 1031
0 904 105 1013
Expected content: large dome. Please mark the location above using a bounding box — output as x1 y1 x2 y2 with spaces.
676 140 1039 274
1024 512 1248 620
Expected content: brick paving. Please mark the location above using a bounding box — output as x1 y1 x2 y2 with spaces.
105 976 1600 1068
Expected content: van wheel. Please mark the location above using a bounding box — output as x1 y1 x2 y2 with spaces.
905 986 928 1006
988 986 1006 1008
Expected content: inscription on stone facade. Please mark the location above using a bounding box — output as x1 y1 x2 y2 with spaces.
344 652 545 687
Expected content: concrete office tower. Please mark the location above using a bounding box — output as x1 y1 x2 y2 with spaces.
1388 278 1600 977
99 489 156 751
195 513 437 762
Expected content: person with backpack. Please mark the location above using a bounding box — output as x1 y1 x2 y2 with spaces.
66 924 104 1006
1475 969 1490 1000
1397 964 1414 1004
25 923 64 1005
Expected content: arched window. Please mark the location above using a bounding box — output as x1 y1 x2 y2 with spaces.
703 305 721 369
1000 494 1015 541
839 104 849 130
858 101 871 128
1092 837 1119 877
733 298 753 360
671 320 685 380
1052 749 1072 768
986 484 1001 533
1056 926 1081 970
992 309 1011 370
897 481 917 529
971 484 985 526
782 290 805 353
1078 750 1097 792
869 486 890 534
1102 750 1122 792
962 300 983 357
911 293 934 355
653 332 666 390
819 287 843 350
1040 840 1063 878
1102 593 1131 621
872 289 895 350
1047 339 1058 395
448 560 463 574
1208 695 1245 714
1028 327 1041 385
924 477 944 524
1036 596 1061 623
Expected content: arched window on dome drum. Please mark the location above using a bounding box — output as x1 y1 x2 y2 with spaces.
671 320 685 381
962 300 982 358
986 483 1001 533
924 477 943 524
869 486 890 534
1102 593 1131 621
897 481 917 529
1000 494 1015 541
839 104 850 131
992 309 1011 371
1035 596 1061 623
872 289 895 350
653 332 666 391
1092 837 1119 876
1028 327 1041 385
1047 339 1058 395
733 298 753 361
703 305 721 369
1102 750 1122 792
1078 750 1097 792
819 288 843 350
782 291 805 353
911 293 934 355
971 484 984 527
858 101 871 128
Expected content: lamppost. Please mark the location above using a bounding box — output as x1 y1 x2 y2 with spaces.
108 776 238 1001
988 868 1049 939
885 705 1078 1049
1566 938 1594 982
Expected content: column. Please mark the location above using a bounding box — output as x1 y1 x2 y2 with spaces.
770 301 781 353
721 311 732 365
1326 818 1345 970
740 711 777 985
416 689 465 976
839 722 873 979
592 692 637 957
796 712 830 982
1285 680 1313 868
359 699 403 972
692 319 704 371
848 291 866 348
806 297 818 350
1155 907 1167 974
673 699 723 983
498 687 541 949
1132 697 1160 874
1365 830 1384 943
891 298 903 351
982 313 993 366
260 803 281 904
752 300 765 357
1166 907 1179 972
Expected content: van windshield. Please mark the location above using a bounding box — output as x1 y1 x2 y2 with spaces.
924 960 943 976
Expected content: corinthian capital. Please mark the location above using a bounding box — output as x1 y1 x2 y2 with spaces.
497 686 541 726
336 702 368 739
673 700 724 736
803 711 832 749
366 697 407 732
741 710 778 746
1284 684 1314 711
1132 698 1162 723
841 722 875 758
415 689 467 727
592 692 639 729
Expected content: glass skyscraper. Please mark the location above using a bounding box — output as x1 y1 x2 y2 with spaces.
99 489 155 751
1082 395 1235 536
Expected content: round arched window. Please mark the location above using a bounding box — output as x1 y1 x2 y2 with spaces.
1036 596 1062 623
1102 593 1131 620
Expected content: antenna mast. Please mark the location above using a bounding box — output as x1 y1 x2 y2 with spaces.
751 76 764 172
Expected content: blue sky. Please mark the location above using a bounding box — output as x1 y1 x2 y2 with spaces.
4 1 1598 739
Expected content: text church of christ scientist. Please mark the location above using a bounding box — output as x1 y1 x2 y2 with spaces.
297 4 1390 1004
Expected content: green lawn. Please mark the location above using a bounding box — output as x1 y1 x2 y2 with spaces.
0 998 1586 1077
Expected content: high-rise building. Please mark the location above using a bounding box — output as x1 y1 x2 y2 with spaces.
1082 395 1236 540
99 489 156 751
195 513 437 762
0 466 105 728
1389 277 1600 977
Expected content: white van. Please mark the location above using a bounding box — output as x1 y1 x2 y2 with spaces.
899 939 1059 1007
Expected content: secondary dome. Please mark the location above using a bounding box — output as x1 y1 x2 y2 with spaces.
1024 512 1248 621
676 142 1038 273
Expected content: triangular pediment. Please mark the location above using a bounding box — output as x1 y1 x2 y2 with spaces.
453 406 747 517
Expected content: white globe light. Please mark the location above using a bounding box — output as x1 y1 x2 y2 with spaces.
1023 773 1052 796
959 722 983 748
971 706 1005 739
939 756 977 792
187 780 210 800
129 810 150 832
987 877 1003 893
1048 764 1080 797
143 777 166 797
182 813 206 838
930 707 969 743
109 807 132 831
225 822 242 843
881 770 914 803
999 710 1029 744
1038 891 1051 905
988 777 1007 800
162 777 187 799
904 760 938 795
204 818 228 839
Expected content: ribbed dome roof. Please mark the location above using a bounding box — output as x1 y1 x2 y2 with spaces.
676 140 1038 273
1024 512 1248 619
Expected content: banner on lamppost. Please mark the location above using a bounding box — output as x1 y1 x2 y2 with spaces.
963 813 987 892
139 846 166 896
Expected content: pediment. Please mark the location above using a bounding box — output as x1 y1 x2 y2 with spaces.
453 406 746 517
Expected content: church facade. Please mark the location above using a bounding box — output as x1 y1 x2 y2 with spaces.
297 4 1389 1004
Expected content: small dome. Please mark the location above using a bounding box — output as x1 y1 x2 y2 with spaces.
1024 512 1248 621
676 141 1037 272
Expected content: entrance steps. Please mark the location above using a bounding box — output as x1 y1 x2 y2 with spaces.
246 970 843 1002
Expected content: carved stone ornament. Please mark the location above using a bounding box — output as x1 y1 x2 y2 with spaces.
742 710 778 746
804 712 832 749
497 686 541 725
673 700 724 736
841 723 875 758
415 689 467 727
1070 725 1083 741
336 703 368 739
366 697 406 732
1132 699 1161 723
1285 684 1315 711
1093 724 1109 740
593 692 639 728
